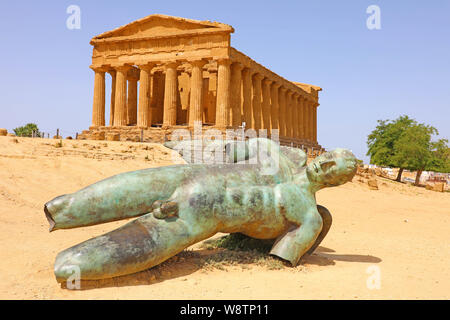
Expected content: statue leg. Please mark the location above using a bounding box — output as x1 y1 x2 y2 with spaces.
44 165 203 231
54 212 213 282
306 205 332 255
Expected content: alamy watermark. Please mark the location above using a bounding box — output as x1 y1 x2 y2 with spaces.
66 265 81 290
66 5 81 30
366 265 381 290
169 121 280 176
366 5 381 30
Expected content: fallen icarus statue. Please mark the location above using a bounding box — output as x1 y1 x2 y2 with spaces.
44 138 357 283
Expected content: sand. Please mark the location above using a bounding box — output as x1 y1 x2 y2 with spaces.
0 136 448 299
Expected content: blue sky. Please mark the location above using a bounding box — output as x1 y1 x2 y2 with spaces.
0 0 449 162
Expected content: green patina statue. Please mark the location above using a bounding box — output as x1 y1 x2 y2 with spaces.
44 138 357 282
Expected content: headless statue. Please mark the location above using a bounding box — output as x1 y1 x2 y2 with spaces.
44 138 357 282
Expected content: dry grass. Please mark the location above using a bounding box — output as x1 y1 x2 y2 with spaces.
195 233 287 271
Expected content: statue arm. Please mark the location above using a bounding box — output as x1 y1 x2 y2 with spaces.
269 185 323 266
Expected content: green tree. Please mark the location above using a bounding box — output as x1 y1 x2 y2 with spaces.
13 123 41 137
392 124 445 185
367 115 450 185
428 138 450 173
366 115 415 181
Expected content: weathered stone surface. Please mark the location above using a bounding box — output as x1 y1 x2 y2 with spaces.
81 14 322 149
90 132 105 141
368 178 379 190
105 133 120 141
432 183 445 192
375 168 383 176
0 129 7 136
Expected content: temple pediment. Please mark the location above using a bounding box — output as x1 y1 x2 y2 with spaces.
91 14 234 43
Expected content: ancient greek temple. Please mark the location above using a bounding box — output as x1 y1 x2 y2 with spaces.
81 14 323 150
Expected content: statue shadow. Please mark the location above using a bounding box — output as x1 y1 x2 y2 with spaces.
302 246 382 266
61 246 381 291
61 247 289 291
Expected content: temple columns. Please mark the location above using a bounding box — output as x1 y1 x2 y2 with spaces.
285 91 294 138
241 68 253 129
91 67 106 127
251 73 264 131
302 98 307 140
292 93 299 139
230 62 244 127
189 59 207 127
279 87 287 137
215 58 232 128
137 64 154 127
113 66 130 126
270 82 281 135
108 70 116 126
305 100 313 141
313 103 318 142
298 96 305 139
163 61 179 127
309 101 315 141
127 77 138 125
151 71 165 125
261 78 272 135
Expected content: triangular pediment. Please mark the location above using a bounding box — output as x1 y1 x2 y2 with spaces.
92 14 233 42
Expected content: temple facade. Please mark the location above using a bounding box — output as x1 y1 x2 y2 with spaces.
80 14 323 150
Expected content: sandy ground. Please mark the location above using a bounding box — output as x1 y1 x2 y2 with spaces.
0 136 448 299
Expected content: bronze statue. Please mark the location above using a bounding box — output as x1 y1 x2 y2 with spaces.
44 138 357 282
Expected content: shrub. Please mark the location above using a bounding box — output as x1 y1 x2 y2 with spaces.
13 123 41 137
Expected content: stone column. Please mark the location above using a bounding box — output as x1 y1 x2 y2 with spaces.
296 94 302 139
230 62 244 127
261 78 272 135
215 58 232 128
309 101 315 141
313 102 318 142
202 77 209 123
114 66 130 126
91 67 106 127
163 61 179 127
298 95 305 139
188 59 207 127
137 63 154 128
108 70 116 126
291 93 299 139
251 73 264 131
302 97 309 140
241 68 253 129
127 77 138 125
305 100 312 141
285 91 294 138
278 87 287 137
206 70 217 124
303 99 308 141
151 71 165 124
270 82 281 136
